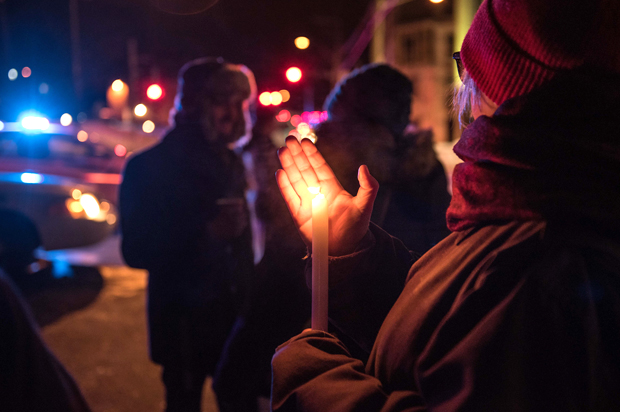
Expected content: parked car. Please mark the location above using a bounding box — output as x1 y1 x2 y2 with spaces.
0 117 122 257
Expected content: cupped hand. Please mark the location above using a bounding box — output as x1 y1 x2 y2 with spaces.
276 136 379 256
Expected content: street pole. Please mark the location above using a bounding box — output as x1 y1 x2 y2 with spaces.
454 0 482 78
371 0 388 63
127 38 139 108
69 0 83 103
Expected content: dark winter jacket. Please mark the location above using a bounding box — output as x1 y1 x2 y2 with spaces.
119 123 253 364
0 270 91 412
273 221 620 411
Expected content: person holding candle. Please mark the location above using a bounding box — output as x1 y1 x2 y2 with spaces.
271 0 620 410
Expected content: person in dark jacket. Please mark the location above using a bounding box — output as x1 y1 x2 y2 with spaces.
119 57 255 412
212 106 310 412
315 63 451 253
270 0 620 410
0 269 91 412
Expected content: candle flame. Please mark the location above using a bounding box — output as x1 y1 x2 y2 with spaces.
308 186 320 195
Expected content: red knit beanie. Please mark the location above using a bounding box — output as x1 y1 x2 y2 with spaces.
461 0 620 105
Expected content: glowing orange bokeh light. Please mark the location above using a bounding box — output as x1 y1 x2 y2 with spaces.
77 130 88 142
294 37 310 50
111 79 125 92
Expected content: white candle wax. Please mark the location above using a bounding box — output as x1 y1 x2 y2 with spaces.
310 190 329 331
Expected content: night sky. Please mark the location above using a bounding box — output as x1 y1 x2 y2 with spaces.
0 0 374 120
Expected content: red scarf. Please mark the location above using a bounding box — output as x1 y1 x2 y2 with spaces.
447 70 620 232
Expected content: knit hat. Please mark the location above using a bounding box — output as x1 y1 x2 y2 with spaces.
461 0 620 105
172 57 255 125
323 64 413 138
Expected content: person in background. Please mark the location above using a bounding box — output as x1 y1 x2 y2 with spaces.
119 57 255 412
271 0 620 410
213 105 310 412
315 63 451 254
0 268 91 412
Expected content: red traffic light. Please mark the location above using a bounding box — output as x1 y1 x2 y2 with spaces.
286 67 302 83
146 84 164 100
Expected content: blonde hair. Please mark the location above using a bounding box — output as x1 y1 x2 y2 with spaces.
453 71 482 128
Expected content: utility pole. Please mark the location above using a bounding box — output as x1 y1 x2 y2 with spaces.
127 38 139 107
69 0 83 103
453 0 482 79
371 0 388 63
454 0 480 54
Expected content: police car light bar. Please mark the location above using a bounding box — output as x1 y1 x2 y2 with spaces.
21 116 50 131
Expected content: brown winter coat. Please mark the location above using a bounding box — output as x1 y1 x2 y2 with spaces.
272 220 620 411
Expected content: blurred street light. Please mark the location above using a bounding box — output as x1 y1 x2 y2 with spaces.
77 130 88 142
142 120 155 133
276 110 291 122
60 113 73 126
259 92 272 106
114 144 127 157
290 114 302 127
21 67 31 78
259 91 286 106
111 79 125 92
295 36 310 50
134 104 147 116
286 67 302 83
107 80 129 114
270 91 283 105
146 84 163 100
8 69 17 81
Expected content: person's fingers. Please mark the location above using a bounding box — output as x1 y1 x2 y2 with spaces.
286 136 320 189
275 169 300 215
354 165 379 214
300 138 340 186
278 145 309 198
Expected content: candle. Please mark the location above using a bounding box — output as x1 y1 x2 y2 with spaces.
309 186 328 331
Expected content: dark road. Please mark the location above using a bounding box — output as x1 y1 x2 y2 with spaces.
28 240 220 412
